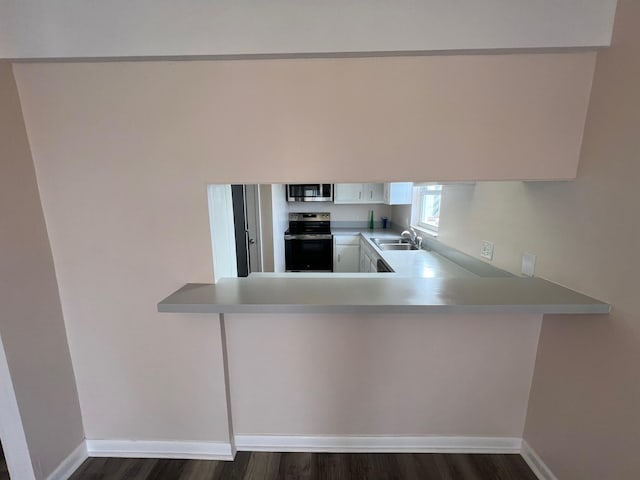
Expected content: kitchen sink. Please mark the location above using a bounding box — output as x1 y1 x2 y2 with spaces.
372 237 411 246
372 238 419 250
377 243 419 251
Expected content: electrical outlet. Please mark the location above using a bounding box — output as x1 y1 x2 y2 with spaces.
522 252 536 277
480 240 494 260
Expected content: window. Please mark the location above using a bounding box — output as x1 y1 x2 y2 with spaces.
414 184 442 232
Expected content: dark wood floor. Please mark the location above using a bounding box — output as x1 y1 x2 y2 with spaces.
69 452 537 479
0 445 8 480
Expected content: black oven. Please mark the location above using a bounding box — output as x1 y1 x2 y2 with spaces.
284 213 333 272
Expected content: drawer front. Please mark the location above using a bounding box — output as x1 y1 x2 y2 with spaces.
334 234 360 246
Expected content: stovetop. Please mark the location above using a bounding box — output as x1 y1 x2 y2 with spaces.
287 212 331 235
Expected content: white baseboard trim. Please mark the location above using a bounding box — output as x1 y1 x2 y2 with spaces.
234 435 523 454
86 440 234 461
521 440 558 480
46 442 88 480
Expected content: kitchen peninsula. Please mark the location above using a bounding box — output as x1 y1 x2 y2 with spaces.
158 182 609 462
160 225 610 315
159 276 609 315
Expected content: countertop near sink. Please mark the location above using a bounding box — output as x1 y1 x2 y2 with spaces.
332 228 478 279
158 228 610 316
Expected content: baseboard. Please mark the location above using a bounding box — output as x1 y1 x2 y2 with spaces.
521 440 558 480
234 435 523 454
86 440 234 461
46 442 88 480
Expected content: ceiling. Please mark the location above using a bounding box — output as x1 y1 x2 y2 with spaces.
0 0 618 60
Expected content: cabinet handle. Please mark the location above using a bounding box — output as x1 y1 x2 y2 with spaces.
359 191 362 200
338 254 341 262
370 190 373 199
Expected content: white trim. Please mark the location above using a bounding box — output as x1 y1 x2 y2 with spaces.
218 315 237 459
46 442 88 480
86 440 234 460
521 440 558 480
207 184 238 283
234 435 522 454
0 336 37 480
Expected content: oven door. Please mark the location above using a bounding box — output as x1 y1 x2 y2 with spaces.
285 235 333 271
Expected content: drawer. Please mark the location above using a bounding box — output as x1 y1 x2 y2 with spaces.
334 234 360 246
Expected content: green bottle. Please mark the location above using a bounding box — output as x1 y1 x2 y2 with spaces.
369 209 374 230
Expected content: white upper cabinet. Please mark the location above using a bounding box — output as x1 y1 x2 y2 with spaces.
334 183 384 204
366 183 384 203
383 182 413 205
334 184 364 203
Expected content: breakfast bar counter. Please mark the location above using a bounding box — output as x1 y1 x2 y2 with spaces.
158 277 610 315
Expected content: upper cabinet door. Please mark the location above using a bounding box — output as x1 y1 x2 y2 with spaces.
384 182 413 205
334 183 364 203
366 183 384 203
335 183 384 204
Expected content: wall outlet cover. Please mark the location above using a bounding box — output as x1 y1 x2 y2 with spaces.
522 252 536 277
480 240 494 260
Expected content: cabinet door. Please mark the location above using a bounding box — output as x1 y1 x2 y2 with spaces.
363 252 372 272
335 234 360 246
334 244 360 272
334 184 364 203
369 258 377 273
384 182 413 205
366 183 384 203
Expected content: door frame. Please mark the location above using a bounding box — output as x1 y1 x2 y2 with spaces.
0 334 37 479
243 185 263 273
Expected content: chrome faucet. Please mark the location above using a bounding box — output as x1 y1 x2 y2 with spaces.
401 228 416 243
401 227 422 247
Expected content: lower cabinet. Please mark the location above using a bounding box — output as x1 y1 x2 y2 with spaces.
335 234 384 273
359 237 382 272
333 235 360 272
334 244 360 272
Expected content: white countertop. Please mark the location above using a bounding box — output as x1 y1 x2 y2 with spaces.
157 228 610 316
332 228 478 278
367 229 477 278
158 278 610 315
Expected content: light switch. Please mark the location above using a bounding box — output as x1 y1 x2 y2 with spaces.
522 252 536 277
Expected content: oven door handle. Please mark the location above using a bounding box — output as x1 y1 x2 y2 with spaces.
284 234 333 240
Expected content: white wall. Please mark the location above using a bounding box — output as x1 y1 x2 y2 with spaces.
432 2 640 475
259 185 275 272
11 53 596 449
0 1 617 59
289 201 392 224
390 204 412 231
13 55 596 183
0 62 84 480
271 185 288 273
208 185 238 282
438 182 531 275
226 313 542 436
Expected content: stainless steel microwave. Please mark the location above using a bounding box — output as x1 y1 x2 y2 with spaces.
286 184 333 202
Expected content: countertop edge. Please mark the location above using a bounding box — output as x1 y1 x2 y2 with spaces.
157 302 611 315
157 277 611 316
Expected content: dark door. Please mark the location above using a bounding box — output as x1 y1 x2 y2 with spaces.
231 184 249 277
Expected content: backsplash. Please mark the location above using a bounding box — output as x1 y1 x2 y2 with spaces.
288 202 392 222
391 204 412 230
